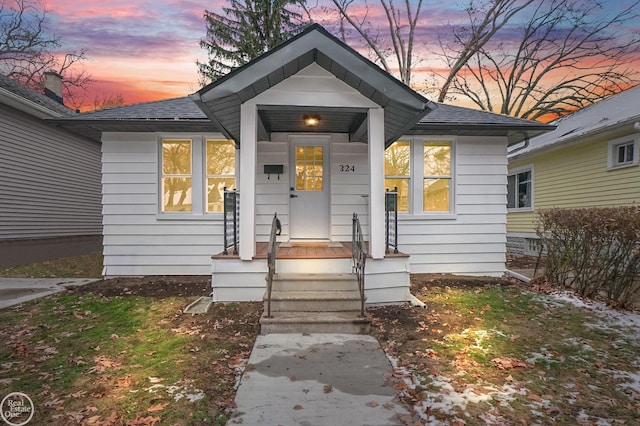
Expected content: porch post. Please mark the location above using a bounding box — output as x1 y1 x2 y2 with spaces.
368 107 385 259
239 102 256 260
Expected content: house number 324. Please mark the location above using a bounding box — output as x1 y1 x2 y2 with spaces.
339 164 355 172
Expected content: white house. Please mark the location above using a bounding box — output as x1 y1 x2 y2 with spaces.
52 24 550 309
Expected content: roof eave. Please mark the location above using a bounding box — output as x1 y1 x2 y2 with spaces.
0 87 66 119
508 118 638 161
411 123 554 145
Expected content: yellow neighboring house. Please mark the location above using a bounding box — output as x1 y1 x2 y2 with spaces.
507 85 640 256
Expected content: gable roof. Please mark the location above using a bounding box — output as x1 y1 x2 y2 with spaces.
509 85 640 160
49 24 553 145
192 23 436 146
0 74 76 118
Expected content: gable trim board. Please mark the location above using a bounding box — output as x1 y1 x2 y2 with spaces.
49 24 553 303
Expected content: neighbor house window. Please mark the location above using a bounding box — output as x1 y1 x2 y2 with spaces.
507 166 532 210
608 137 638 169
423 141 452 212
161 140 192 212
206 140 236 213
385 141 410 212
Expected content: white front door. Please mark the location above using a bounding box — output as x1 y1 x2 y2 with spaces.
289 136 330 239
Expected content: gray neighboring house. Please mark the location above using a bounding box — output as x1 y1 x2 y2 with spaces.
0 73 102 245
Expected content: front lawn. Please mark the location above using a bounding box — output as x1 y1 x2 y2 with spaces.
0 290 261 425
370 274 640 425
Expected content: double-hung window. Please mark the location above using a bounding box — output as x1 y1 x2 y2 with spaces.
384 138 455 214
384 141 411 212
161 140 193 212
160 137 236 215
423 141 452 212
507 166 533 210
206 140 237 213
608 136 638 169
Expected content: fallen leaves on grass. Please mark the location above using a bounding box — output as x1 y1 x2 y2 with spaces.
491 356 532 370
147 402 169 412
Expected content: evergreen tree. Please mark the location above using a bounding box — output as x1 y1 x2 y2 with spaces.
198 0 307 83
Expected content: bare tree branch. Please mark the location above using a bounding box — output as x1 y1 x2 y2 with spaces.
0 0 92 109
330 0 423 86
445 0 640 120
435 0 534 102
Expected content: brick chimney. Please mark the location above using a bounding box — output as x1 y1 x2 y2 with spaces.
44 71 64 105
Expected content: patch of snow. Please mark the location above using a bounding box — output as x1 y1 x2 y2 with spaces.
167 385 205 402
144 380 204 403
563 337 594 352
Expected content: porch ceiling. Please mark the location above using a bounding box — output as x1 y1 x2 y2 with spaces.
257 106 368 142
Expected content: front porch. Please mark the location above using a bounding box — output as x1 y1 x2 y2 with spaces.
211 240 411 305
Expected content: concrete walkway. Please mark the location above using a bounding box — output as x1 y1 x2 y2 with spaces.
0 278 99 309
229 333 412 426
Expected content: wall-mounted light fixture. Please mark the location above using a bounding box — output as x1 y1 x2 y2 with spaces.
303 114 321 127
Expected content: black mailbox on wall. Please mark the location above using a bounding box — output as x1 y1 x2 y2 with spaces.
264 164 283 180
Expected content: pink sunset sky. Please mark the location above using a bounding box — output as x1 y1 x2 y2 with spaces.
42 0 640 112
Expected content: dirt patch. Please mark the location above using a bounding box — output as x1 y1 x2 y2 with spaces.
373 274 516 368
506 254 541 269
71 276 211 298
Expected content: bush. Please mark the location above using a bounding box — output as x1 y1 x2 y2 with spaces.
537 207 640 309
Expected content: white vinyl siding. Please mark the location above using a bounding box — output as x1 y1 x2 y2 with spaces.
398 137 508 276
330 138 369 240
102 132 225 277
0 104 101 240
255 137 289 242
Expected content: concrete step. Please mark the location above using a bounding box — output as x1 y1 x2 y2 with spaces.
267 290 362 312
260 311 371 335
271 273 358 292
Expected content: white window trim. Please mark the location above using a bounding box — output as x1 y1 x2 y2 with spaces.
507 164 534 212
386 136 457 218
607 135 639 170
418 138 456 217
157 133 233 219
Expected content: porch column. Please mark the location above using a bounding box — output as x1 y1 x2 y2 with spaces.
368 107 385 259
239 102 256 260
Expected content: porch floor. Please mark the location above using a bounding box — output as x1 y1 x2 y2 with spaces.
212 242 408 260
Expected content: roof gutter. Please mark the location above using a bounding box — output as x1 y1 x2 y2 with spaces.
0 87 65 119
506 137 530 155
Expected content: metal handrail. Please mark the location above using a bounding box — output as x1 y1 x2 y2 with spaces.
265 213 280 318
385 187 399 254
223 188 240 255
352 213 367 317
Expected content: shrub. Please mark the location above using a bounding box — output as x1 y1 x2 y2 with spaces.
537 206 640 309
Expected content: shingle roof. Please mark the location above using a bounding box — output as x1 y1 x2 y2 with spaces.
420 103 544 126
509 85 640 159
0 73 75 117
411 103 552 145
52 96 552 145
76 96 207 120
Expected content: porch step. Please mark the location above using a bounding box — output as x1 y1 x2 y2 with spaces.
271 273 357 292
260 312 371 335
268 290 361 312
260 273 369 334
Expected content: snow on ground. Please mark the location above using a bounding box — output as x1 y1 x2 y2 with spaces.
383 289 640 423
